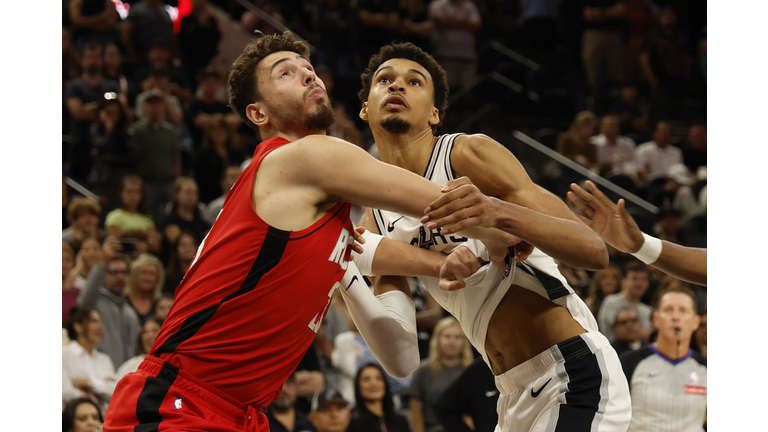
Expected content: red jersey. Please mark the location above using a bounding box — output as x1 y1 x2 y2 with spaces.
150 137 353 407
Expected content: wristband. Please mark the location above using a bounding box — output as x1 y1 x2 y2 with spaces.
631 233 662 264
351 230 384 276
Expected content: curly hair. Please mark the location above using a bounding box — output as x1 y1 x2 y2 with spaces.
358 42 449 134
229 31 311 131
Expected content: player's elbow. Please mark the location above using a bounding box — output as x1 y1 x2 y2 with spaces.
381 343 420 378
586 241 609 270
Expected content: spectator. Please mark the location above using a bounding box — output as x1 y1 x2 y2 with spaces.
408 317 472 432
186 66 238 151
160 177 210 264
62 306 117 413
310 0 356 74
62 397 103 432
610 306 646 357
153 293 175 320
266 372 318 432
635 120 682 182
314 307 350 404
204 164 242 224
121 0 175 66
609 82 651 134
63 28 82 88
64 237 103 292
164 230 199 294
115 316 164 380
68 0 120 51
104 176 161 253
620 285 706 432
240 1 286 36
63 198 103 253
655 164 701 219
77 237 141 368
294 345 328 416
581 0 626 94
584 263 623 317
328 104 365 149
89 97 135 201
433 356 499 432
622 0 655 84
639 7 690 98
102 43 132 104
592 113 637 176
357 0 401 63
398 0 434 53
347 363 411 432
63 244 80 325
680 123 707 174
691 311 706 357
135 67 185 125
124 254 165 325
654 208 685 245
308 391 352 432
598 261 653 343
127 90 181 222
427 0 482 92
133 40 192 100
332 317 367 405
179 0 222 86
194 115 244 204
64 43 120 182
556 110 598 168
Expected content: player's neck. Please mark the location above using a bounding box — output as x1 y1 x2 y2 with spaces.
77 337 94 355
261 125 327 143
620 290 641 304
374 128 437 175
653 338 691 361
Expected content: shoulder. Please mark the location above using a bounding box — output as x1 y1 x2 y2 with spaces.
452 133 504 155
636 141 654 151
691 351 707 367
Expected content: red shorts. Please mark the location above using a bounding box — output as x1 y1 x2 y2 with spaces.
104 356 268 432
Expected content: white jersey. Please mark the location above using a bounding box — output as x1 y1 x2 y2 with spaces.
371 133 599 369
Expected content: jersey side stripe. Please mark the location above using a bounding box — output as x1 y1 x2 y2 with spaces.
134 361 179 431
444 133 460 181
424 134 445 179
553 337 602 431
372 209 385 235
155 226 289 354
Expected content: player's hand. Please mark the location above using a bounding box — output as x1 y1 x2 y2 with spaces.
421 177 500 234
567 181 644 253
513 240 534 262
439 246 483 291
101 236 122 266
72 378 92 390
351 224 366 255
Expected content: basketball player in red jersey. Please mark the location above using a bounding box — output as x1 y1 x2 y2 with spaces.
103 32 515 432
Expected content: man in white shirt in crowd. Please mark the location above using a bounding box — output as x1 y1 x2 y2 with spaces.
634 120 682 182
591 113 636 175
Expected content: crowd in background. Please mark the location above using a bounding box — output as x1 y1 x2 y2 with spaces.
61 1 706 431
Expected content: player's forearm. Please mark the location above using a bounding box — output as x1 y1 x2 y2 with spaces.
494 200 609 269
652 242 707 286
371 238 443 278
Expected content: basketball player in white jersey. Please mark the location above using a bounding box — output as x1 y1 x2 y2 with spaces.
353 43 632 431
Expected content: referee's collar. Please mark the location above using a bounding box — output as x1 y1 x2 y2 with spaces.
649 343 692 366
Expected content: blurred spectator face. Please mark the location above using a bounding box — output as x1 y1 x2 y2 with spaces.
121 180 143 211
155 297 174 320
658 214 681 236
358 366 386 402
577 120 596 139
175 180 200 209
311 404 351 432
439 324 465 359
272 377 297 410
81 238 102 269
210 122 229 147
654 291 699 343
613 308 641 343
600 116 620 141
78 310 105 346
151 74 170 90
240 11 259 33
688 125 707 149
199 75 219 98
144 98 166 124
620 85 638 104
74 210 100 235
103 44 122 71
82 46 103 76
148 46 170 65
221 166 242 195
102 101 123 125
654 122 672 147
659 9 677 30
597 267 621 296
622 269 649 298
178 232 199 262
105 259 129 295
137 262 160 293
141 319 162 354
72 401 102 432
63 247 75 279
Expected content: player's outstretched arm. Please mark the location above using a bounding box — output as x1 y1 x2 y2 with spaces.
422 135 609 270
567 181 707 285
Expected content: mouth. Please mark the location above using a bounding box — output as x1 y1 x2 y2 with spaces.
384 95 407 109
308 87 325 98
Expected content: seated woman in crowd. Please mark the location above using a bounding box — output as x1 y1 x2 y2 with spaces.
62 397 103 432
153 293 175 320
585 263 623 317
62 306 117 414
160 177 210 265
194 114 244 204
116 316 164 380
164 230 198 294
124 253 165 325
62 198 103 253
63 237 102 292
407 317 473 432
347 363 411 432
556 110 598 169
105 175 161 253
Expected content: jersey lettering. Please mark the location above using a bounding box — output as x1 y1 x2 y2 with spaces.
308 282 340 333
409 226 467 250
328 228 352 270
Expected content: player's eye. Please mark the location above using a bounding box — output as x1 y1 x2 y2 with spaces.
410 79 422 86
378 77 391 84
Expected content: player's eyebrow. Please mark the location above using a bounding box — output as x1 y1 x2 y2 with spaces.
270 55 311 76
374 66 429 82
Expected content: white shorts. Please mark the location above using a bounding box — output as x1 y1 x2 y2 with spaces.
494 332 631 432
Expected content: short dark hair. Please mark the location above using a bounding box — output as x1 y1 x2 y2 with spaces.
354 363 397 421
623 260 649 276
653 283 698 314
136 316 165 356
62 398 103 431
229 31 311 131
65 305 97 341
358 42 449 134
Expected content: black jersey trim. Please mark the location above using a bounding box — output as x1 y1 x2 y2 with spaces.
424 135 445 179
515 262 572 300
154 226 289 354
267 202 348 241
554 336 602 431
444 133 461 181
134 362 179 432
372 209 386 235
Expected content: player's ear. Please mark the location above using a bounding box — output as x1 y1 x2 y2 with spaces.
247 102 268 128
359 101 369 121
428 106 439 126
